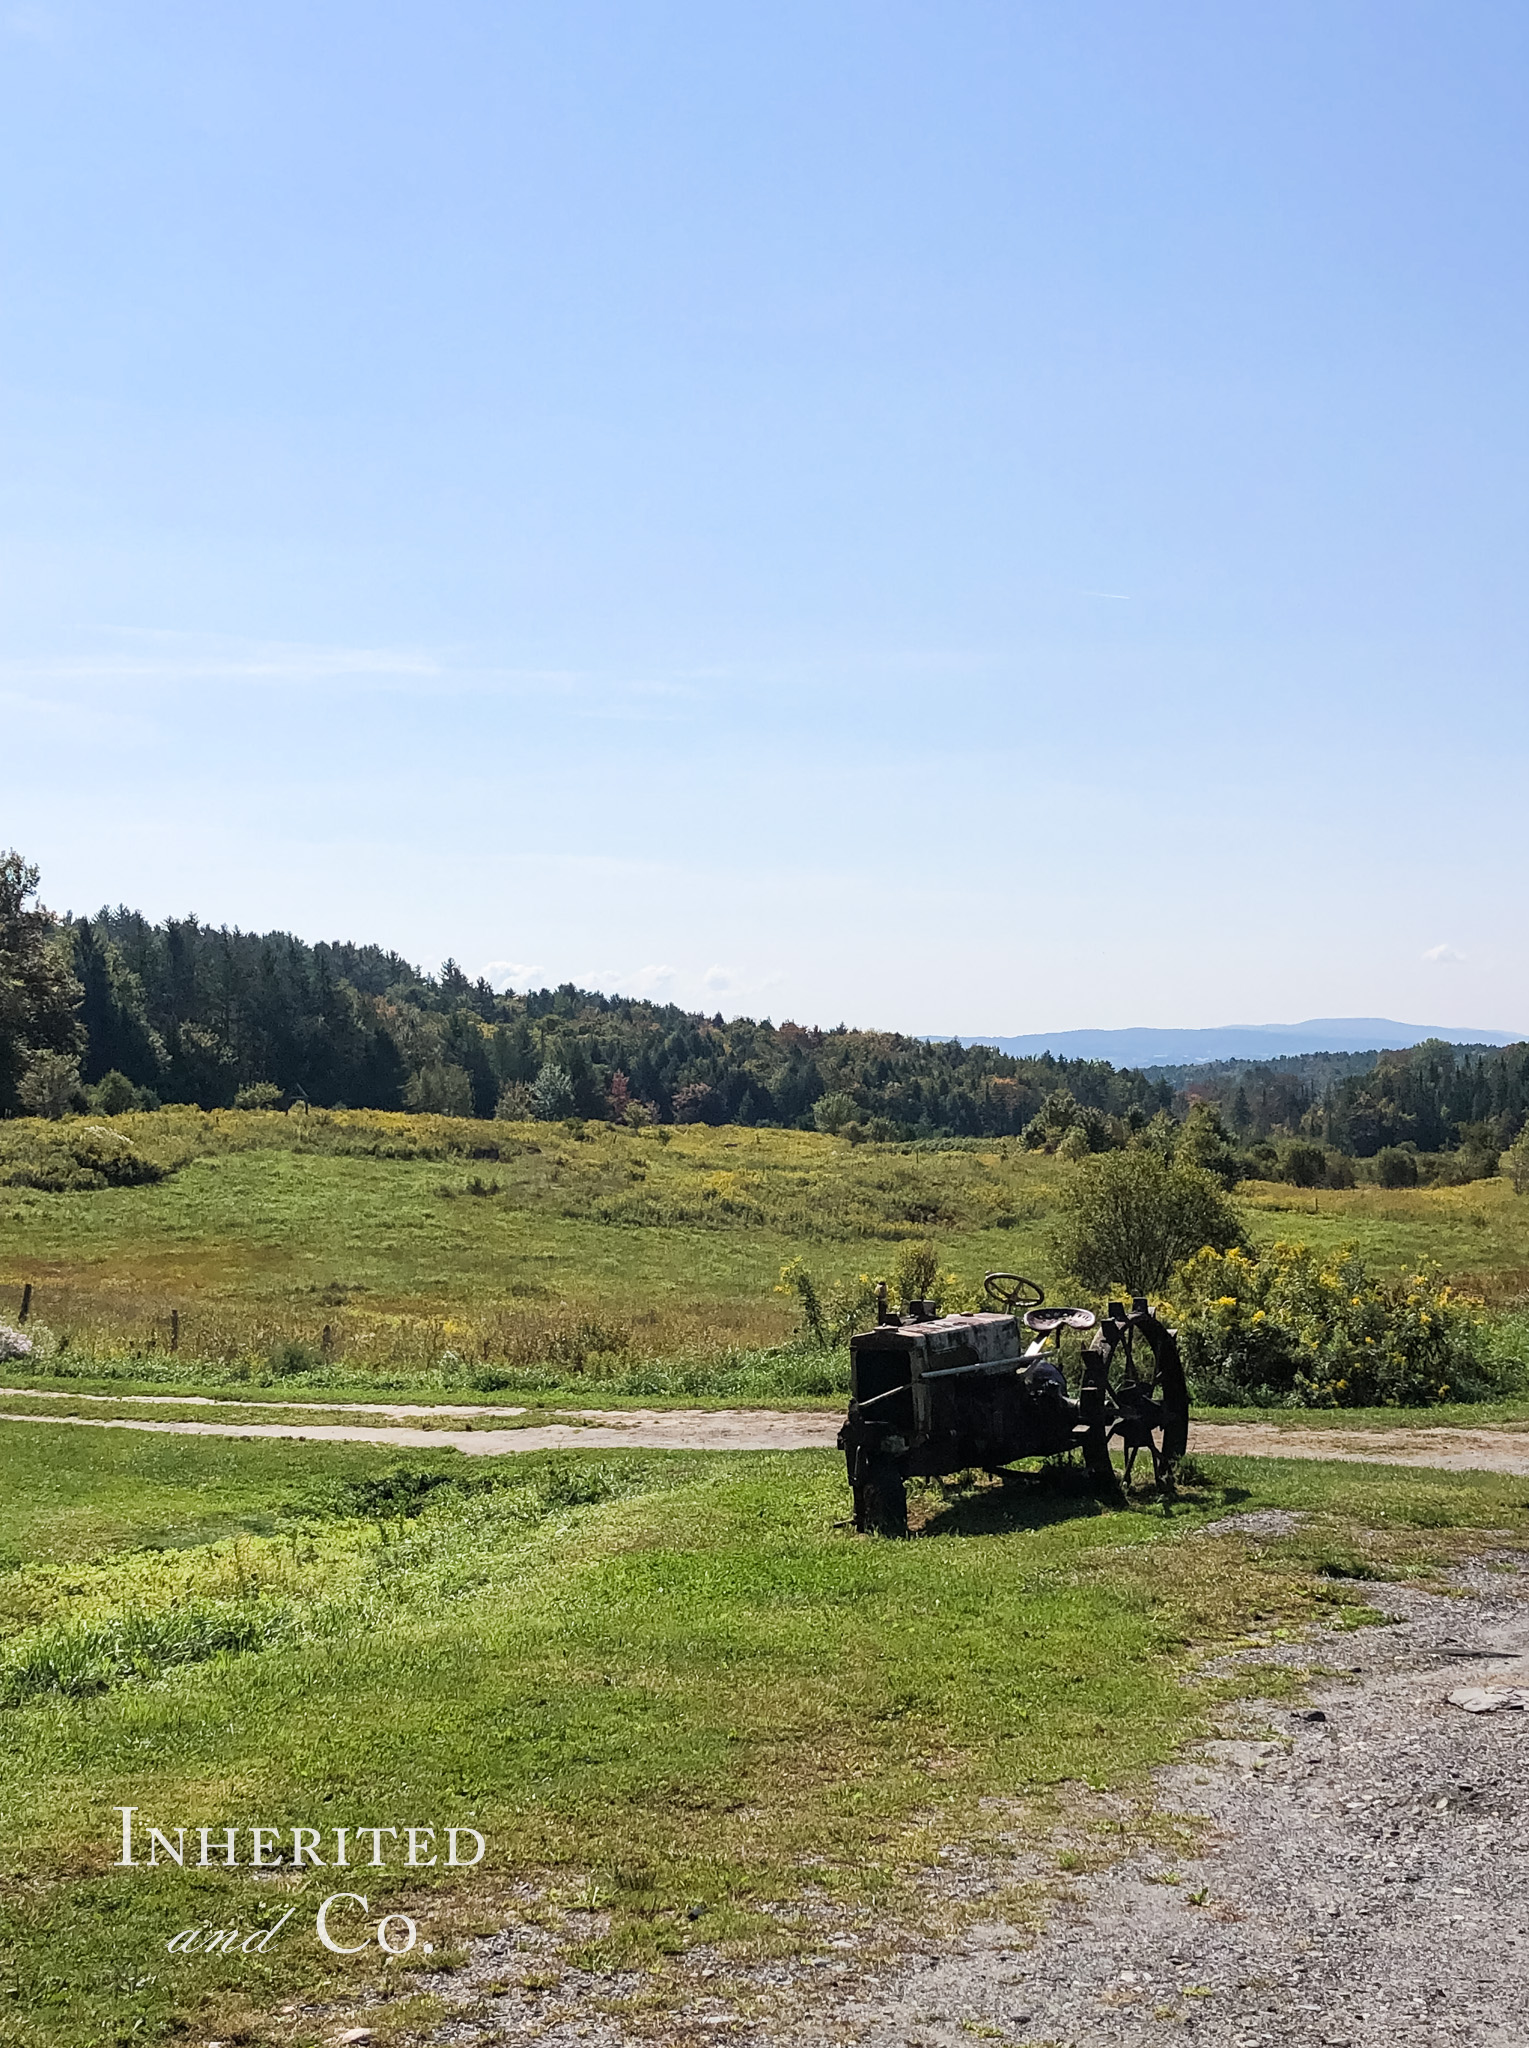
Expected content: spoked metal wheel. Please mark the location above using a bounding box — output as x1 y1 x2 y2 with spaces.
1080 1300 1190 1494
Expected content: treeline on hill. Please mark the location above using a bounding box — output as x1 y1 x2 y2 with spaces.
1149 1049 1383 1132
4 852 1527 1182
0 857 1170 1140
1158 1040 1529 1189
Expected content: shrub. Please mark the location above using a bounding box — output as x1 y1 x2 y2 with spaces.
775 1257 827 1344
266 1340 323 1378
0 1325 32 1361
1507 1127 1529 1196
405 1062 474 1117
87 1070 155 1114
673 1081 720 1125
1051 1149 1246 1296
1166 1240 1509 1407
775 1260 889 1347
495 1080 535 1120
529 1062 577 1121
1021 1086 1079 1152
813 1091 858 1135
1455 1127 1502 1183
70 1126 164 1186
1178 1103 1240 1186
1418 1140 1502 1187
233 1081 283 1110
3 1125 168 1191
893 1239 940 1307
1372 1146 1418 1189
1280 1142 1328 1188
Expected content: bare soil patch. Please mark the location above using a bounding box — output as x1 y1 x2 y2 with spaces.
1190 1419 1529 1477
0 1404 839 1455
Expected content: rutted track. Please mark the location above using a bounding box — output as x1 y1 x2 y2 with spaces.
2 1392 1529 1472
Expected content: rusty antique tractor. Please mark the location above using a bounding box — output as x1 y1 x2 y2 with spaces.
838 1274 1190 1535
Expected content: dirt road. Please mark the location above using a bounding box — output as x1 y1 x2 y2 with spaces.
4 1389 1529 1472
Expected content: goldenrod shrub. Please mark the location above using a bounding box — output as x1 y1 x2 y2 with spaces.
1165 1240 1513 1408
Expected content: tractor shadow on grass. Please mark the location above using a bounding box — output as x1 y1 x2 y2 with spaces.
908 1456 1252 1540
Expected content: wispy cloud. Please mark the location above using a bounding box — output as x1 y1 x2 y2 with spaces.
1422 943 1465 965
2 641 443 683
480 960 544 990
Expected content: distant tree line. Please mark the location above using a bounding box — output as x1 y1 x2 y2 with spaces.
0 863 1172 1137
2 853 1524 1180
1138 1039 1529 1189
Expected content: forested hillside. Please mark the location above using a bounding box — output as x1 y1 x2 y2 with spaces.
53 899 1172 1138
5 854 1527 1166
1315 1040 1529 1155
1155 1040 1529 1157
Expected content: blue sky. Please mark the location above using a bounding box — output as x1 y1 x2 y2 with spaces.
3 2 1526 1034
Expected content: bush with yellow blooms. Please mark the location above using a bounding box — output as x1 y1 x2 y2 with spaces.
1164 1240 1513 1407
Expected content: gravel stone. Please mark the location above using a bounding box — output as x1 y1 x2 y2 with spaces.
812 1552 1529 2048
1191 1509 1309 1540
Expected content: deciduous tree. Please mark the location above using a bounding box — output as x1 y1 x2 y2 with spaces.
1051 1148 1246 1297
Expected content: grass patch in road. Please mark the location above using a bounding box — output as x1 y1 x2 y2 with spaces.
0 1425 1525 2046
1196 1394 1529 1432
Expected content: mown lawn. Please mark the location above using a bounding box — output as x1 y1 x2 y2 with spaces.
1 1422 1525 2047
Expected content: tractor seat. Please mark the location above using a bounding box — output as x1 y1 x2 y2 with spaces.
1022 1307 1099 1333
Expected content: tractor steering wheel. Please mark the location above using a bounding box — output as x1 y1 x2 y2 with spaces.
983 1272 1045 1310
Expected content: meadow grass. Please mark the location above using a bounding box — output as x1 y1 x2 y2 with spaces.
8 1115 1529 2043
5 1111 1529 1408
1 1422 1525 2046
0 1112 1061 1387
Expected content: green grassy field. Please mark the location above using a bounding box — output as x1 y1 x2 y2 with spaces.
0 1111 1059 1381
3 1421 1524 2048
6 1117 1529 2041
4 1109 1529 1408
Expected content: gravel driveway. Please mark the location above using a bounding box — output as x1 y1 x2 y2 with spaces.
810 1550 1529 2048
418 1548 1529 2048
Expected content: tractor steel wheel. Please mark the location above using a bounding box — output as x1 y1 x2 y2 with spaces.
860 1454 908 1538
1080 1305 1190 1495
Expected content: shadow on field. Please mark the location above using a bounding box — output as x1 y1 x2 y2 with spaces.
909 1458 1252 1539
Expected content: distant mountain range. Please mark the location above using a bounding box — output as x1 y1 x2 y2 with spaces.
953 1018 1524 1069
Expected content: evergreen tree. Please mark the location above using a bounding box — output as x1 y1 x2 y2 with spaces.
0 852 83 1113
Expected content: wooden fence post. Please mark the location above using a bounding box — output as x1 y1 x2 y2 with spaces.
18 1284 31 1324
